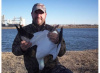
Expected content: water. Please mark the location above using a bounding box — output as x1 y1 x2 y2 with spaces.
2 28 98 52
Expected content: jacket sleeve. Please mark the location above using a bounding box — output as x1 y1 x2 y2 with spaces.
58 38 66 57
12 34 25 56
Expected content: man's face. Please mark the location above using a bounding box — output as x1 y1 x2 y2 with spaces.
31 9 47 26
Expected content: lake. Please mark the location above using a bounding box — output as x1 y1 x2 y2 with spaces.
2 28 98 52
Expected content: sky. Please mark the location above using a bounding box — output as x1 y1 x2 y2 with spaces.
2 0 98 25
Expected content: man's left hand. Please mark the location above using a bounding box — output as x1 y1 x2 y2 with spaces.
47 32 59 44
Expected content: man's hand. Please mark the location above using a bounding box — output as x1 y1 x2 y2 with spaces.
20 40 32 51
47 32 59 44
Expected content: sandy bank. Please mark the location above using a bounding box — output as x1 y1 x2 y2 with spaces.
2 49 98 73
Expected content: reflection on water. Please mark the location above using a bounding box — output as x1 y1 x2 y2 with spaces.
2 28 98 52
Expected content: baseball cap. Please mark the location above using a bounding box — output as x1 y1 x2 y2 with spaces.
32 3 46 13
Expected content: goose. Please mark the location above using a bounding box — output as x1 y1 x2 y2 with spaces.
15 25 63 70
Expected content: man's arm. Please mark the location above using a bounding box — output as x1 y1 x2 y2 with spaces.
47 29 66 57
12 34 25 56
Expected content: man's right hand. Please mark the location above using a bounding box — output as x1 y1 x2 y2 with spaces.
20 40 32 51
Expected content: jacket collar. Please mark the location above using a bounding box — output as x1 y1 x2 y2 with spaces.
32 21 46 31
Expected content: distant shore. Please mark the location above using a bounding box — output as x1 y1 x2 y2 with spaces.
2 49 98 73
2 27 16 29
2 25 98 29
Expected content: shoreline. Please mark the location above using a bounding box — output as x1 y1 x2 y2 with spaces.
2 49 98 73
2 25 98 29
2 48 98 52
2 27 16 29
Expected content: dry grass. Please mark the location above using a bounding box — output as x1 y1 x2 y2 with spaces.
2 49 98 73
58 49 98 73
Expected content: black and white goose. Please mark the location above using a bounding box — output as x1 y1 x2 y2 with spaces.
15 25 63 70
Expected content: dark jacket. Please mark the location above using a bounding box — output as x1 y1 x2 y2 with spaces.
12 23 66 73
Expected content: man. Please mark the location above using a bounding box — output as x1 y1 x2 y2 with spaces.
12 3 73 73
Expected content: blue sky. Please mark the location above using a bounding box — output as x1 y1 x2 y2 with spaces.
2 0 98 25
